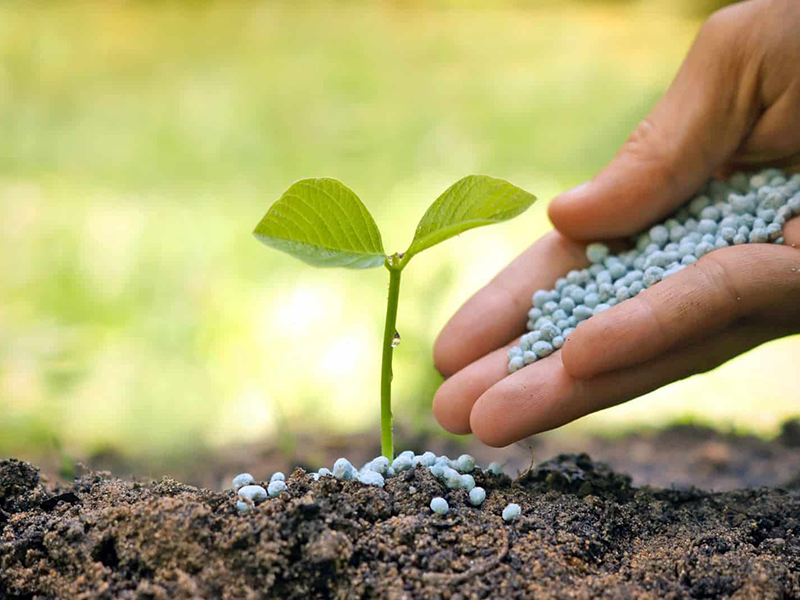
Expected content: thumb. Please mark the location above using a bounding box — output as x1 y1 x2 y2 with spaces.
549 4 761 241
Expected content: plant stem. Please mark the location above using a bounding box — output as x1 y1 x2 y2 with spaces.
380 264 402 460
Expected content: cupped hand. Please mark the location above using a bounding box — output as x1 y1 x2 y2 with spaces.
432 0 800 447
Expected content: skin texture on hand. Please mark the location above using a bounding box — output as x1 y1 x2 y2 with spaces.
432 0 800 447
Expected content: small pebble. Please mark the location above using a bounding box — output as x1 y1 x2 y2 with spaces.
586 242 609 264
593 303 611 315
649 225 669 244
270 472 285 483
368 456 390 475
429 463 446 478
267 480 287 498
502 503 522 522
430 497 449 515
357 470 385 488
455 454 475 473
333 458 356 481
311 467 332 482
532 290 550 308
469 487 486 506
232 473 254 491
392 455 413 472
532 340 554 358
413 452 436 467
461 474 476 491
487 462 504 476
643 266 664 287
238 485 268 506
442 467 464 490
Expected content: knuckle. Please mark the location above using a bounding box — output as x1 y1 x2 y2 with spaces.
622 118 681 192
699 0 766 65
633 290 672 350
492 276 528 320
696 10 742 64
701 2 746 38
694 251 744 319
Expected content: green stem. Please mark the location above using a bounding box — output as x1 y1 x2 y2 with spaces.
380 263 403 460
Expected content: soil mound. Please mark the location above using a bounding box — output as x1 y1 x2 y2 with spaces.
2 454 799 599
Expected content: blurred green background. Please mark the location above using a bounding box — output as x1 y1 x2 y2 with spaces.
3 0 796 466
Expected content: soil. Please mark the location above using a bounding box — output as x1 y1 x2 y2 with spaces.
3 423 800 599
75 419 800 494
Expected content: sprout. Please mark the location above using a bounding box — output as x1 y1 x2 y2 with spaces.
254 176 536 459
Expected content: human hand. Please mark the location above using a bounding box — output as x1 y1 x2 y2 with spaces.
432 0 800 447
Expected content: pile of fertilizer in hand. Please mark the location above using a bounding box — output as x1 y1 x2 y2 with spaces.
509 169 800 372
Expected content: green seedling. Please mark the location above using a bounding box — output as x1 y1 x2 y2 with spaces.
253 175 536 459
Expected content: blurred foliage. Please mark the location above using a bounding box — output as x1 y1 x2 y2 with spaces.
0 0 793 464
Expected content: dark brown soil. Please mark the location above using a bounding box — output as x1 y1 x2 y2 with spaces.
68 419 800 494
2 444 800 599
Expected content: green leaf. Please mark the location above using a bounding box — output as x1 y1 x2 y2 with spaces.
405 175 537 259
253 178 386 269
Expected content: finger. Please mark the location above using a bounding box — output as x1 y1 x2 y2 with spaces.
469 321 785 447
784 215 800 249
436 218 800 437
735 97 800 165
548 2 762 241
733 0 800 162
433 338 519 435
561 239 800 380
725 154 800 176
433 231 588 378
